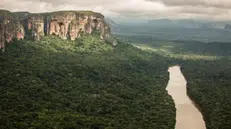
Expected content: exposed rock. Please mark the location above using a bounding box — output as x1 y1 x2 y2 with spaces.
45 12 106 40
69 19 81 40
0 22 5 52
47 12 74 39
105 35 118 46
99 23 117 46
4 19 25 42
0 10 116 52
28 15 44 41
16 23 24 40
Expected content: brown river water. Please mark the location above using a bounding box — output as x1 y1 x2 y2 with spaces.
166 66 206 129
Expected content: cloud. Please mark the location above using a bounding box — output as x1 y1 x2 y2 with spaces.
1 0 231 21
153 0 231 9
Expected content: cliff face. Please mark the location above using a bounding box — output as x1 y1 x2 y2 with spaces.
0 23 5 52
0 10 117 52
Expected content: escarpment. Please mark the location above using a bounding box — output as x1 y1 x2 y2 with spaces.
0 10 117 52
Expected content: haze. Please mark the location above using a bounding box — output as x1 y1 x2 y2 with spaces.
1 0 231 21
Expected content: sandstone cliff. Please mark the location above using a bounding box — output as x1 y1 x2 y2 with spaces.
0 10 117 52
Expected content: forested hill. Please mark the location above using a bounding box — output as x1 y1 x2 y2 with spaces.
0 10 117 53
114 33 231 129
0 35 175 129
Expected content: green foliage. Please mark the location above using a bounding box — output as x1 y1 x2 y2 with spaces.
37 10 103 18
116 35 231 59
117 34 231 129
0 9 13 17
0 35 175 129
180 59 231 129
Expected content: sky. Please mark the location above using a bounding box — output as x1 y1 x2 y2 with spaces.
1 0 231 21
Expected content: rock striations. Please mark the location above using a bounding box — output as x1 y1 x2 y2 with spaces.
0 10 117 52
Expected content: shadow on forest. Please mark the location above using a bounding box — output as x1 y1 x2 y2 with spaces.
0 36 176 129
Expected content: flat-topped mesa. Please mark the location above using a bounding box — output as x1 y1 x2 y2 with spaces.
0 10 117 52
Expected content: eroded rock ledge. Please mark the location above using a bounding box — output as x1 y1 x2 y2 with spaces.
0 10 117 52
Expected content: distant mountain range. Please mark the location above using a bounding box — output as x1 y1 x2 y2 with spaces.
147 19 231 29
107 17 231 29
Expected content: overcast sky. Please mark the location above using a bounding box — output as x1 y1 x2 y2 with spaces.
1 0 231 21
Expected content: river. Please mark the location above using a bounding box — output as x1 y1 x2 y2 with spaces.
166 66 206 129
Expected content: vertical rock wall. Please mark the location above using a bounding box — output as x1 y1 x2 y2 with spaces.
0 17 25 47
0 23 5 52
0 10 117 52
28 15 44 41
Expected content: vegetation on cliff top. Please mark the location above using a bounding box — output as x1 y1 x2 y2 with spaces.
0 10 12 15
0 10 104 20
0 9 14 19
0 35 175 129
47 10 103 17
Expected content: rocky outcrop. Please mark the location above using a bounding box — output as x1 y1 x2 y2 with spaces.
4 20 25 42
0 10 117 52
0 23 5 52
0 10 26 52
28 15 44 41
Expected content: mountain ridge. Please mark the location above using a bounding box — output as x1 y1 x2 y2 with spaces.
0 10 117 52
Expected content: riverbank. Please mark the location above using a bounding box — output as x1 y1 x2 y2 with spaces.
166 66 206 129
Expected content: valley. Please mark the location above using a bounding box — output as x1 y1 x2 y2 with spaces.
114 29 231 129
0 35 176 129
0 9 231 129
167 66 206 129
